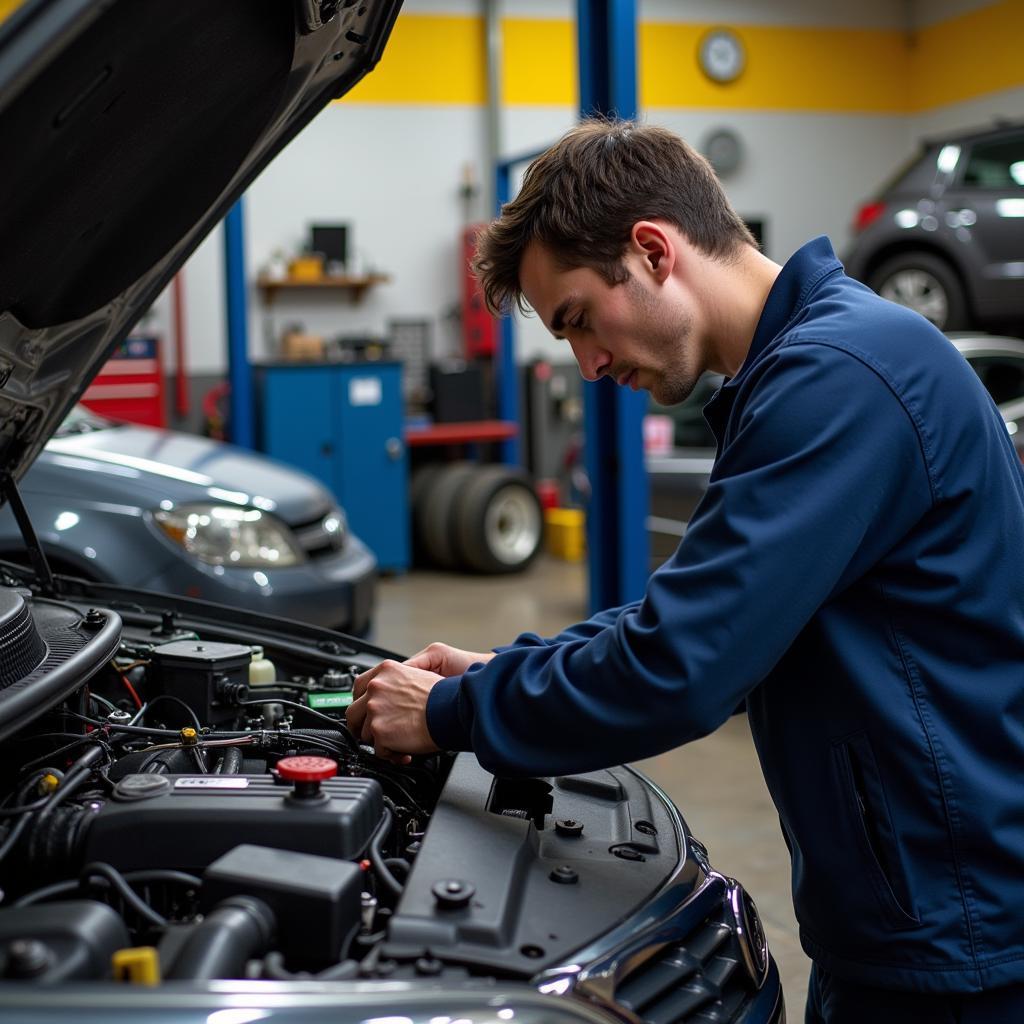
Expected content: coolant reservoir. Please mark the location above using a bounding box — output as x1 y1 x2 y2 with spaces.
249 645 276 686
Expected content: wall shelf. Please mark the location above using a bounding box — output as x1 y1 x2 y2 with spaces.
256 273 391 304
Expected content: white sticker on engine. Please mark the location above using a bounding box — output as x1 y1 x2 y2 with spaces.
174 777 250 789
349 376 382 406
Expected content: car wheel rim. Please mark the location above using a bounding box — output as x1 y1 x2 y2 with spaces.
483 486 541 564
879 269 949 327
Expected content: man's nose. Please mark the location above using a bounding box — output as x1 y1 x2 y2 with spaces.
569 339 611 382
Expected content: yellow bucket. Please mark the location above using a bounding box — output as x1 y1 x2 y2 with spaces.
545 507 586 561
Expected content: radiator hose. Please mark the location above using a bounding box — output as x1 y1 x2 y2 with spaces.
166 896 275 980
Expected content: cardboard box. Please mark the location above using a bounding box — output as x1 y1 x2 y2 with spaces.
281 331 325 360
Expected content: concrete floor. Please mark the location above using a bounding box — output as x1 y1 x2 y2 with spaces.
376 554 811 1013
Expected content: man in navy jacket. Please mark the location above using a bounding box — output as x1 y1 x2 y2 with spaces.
347 120 1024 1021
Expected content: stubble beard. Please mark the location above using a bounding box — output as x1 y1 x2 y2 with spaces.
624 273 701 406
641 298 701 406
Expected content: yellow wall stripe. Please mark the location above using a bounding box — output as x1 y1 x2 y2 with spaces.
907 1 1024 111
331 4 1024 113
342 14 486 105
640 23 910 113
503 18 577 106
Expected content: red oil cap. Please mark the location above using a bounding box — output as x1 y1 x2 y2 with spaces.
276 756 338 782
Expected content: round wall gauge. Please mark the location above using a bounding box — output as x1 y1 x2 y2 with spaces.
698 28 745 84
702 128 744 177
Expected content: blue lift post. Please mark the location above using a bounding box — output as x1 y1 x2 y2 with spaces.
224 197 256 450
494 153 547 468
577 0 649 612
494 160 520 467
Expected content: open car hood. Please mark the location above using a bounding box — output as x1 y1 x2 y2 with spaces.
0 0 402 488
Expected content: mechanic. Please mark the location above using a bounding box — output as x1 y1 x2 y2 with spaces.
346 120 1024 1023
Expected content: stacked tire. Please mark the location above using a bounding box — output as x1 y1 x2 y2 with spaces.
411 462 543 573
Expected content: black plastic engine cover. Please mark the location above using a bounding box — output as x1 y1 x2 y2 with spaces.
385 755 683 975
203 844 364 965
82 774 382 874
0 901 129 982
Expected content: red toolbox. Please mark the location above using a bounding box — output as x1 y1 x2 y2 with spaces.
81 335 166 427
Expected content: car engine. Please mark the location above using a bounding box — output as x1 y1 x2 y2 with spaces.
0 579 453 984
0 570 782 1024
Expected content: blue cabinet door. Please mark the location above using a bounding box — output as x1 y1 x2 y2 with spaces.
259 368 335 490
332 365 409 571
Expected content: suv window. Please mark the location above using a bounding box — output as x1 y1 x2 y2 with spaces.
967 354 1024 406
881 147 942 194
962 135 1024 189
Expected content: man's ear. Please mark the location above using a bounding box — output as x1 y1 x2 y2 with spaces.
630 221 674 283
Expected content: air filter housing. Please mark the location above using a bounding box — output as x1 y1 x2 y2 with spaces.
0 589 46 689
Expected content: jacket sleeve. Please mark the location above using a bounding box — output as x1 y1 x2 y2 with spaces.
426 341 935 776
490 602 643 652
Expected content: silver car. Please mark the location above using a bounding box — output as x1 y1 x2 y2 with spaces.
0 406 377 634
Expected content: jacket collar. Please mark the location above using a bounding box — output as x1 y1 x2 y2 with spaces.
729 235 844 387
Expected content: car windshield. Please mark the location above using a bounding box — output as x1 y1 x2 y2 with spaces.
54 404 118 437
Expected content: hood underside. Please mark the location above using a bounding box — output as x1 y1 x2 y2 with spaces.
0 0 402 485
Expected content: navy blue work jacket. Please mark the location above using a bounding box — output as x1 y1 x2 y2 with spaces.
427 237 1024 993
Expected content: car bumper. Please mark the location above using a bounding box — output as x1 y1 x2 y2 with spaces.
137 534 378 634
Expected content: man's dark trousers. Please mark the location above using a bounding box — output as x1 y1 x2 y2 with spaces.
805 964 1024 1023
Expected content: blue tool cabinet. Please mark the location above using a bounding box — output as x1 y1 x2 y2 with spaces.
257 362 409 572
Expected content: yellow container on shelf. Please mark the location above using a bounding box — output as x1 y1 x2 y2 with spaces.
545 507 586 562
288 255 324 281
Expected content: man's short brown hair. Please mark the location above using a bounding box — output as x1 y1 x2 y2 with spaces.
472 118 756 316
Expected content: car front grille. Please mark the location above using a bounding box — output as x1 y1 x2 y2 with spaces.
613 901 758 1024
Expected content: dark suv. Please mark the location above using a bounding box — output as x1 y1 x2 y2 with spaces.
844 121 1024 332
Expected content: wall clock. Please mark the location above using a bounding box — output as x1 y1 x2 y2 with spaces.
698 28 745 84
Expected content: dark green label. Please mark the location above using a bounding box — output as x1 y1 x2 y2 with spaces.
308 691 353 709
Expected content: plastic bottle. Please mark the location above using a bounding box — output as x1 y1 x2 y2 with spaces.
249 646 276 686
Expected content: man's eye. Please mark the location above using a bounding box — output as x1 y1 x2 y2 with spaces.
570 316 586 330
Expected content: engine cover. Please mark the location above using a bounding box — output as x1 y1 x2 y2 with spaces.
81 774 382 874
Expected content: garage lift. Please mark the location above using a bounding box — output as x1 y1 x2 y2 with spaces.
494 0 649 612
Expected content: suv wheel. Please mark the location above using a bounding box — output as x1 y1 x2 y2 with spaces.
868 252 968 330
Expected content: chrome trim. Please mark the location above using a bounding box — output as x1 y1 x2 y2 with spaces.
727 880 770 988
574 871 731 1006
0 981 628 1024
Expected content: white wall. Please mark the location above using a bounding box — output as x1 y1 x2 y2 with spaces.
246 104 487 363
158 0 1019 377
908 84 1024 141
641 0 907 28
908 0 994 29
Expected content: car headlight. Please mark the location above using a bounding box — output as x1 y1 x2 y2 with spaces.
153 504 305 567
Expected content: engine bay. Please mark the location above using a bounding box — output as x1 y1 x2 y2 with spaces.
0 570 682 988
0 575 453 984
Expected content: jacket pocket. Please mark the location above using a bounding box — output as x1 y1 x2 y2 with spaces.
833 732 921 930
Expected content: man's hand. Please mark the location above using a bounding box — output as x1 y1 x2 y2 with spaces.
404 642 496 678
345 660 443 763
